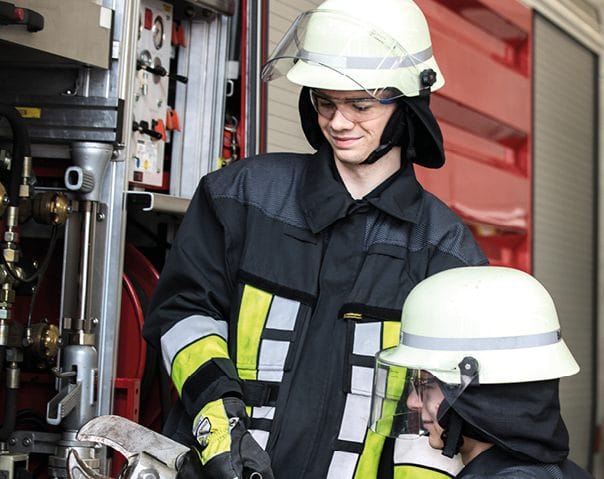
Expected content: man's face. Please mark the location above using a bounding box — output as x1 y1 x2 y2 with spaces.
315 89 397 166
406 372 447 450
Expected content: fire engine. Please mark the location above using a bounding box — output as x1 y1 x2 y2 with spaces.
0 0 601 477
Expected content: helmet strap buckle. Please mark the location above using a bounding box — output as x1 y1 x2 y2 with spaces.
459 356 480 387
419 69 437 96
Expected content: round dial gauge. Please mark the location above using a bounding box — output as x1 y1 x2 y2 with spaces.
152 16 164 50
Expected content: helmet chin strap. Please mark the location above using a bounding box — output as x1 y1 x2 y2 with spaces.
440 409 465 458
361 103 410 165
361 142 395 165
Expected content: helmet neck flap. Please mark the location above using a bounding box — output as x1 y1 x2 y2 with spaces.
437 379 570 463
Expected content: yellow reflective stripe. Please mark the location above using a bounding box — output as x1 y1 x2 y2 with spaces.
373 365 408 436
354 429 385 478
171 335 229 395
394 465 452 479
382 321 400 349
237 285 272 378
199 399 231 465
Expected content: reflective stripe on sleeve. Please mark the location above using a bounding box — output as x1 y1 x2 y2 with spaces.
172 335 230 395
160 315 229 392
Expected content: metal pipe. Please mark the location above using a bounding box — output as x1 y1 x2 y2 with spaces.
77 202 95 328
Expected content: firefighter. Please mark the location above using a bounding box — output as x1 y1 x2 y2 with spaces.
371 266 594 478
143 0 487 477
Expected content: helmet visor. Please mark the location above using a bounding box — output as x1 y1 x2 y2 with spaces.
370 348 478 439
261 9 431 98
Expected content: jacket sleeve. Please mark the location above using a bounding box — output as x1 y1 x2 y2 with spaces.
143 176 242 419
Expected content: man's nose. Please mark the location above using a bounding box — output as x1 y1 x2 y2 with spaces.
406 388 423 410
329 107 355 128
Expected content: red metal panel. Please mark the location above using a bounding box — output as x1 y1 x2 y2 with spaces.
416 0 532 272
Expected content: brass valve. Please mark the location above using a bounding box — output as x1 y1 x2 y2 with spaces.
32 191 71 225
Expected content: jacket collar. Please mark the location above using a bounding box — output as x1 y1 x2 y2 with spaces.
300 144 424 234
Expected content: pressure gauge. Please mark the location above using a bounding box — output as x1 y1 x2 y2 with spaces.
152 16 164 50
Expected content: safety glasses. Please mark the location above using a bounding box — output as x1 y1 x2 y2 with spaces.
309 89 398 123
410 372 439 402
369 349 479 439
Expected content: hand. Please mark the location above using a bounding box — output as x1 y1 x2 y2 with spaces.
192 397 274 479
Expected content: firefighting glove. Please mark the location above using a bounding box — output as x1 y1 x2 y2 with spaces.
192 397 274 479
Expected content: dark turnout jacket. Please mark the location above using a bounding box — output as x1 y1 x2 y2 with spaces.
143 144 487 478
458 447 593 478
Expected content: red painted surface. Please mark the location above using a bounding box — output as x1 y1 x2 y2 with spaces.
115 243 164 428
416 0 533 272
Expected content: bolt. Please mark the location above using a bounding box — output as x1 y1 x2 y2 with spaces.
22 437 31 447
97 212 106 222
8 437 16 446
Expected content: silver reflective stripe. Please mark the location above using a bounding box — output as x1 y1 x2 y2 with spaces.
161 315 228 373
257 339 290 381
265 296 299 330
251 406 275 420
402 330 562 351
249 429 269 450
327 451 358 479
299 46 432 70
338 394 372 442
353 322 381 356
350 365 374 396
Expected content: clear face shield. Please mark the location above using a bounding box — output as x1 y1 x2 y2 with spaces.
260 9 432 99
369 348 479 440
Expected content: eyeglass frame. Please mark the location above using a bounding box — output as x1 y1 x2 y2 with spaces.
410 371 439 401
308 88 399 123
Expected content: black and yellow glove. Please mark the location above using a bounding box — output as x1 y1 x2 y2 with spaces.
192 397 274 479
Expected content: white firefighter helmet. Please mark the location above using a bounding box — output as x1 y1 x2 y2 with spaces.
380 266 579 385
261 0 444 98
369 266 579 439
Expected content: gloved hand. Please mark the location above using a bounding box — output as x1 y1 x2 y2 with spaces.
192 397 274 479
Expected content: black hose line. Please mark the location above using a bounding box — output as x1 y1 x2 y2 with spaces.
0 104 30 207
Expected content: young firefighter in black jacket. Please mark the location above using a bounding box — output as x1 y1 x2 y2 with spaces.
371 266 593 479
143 0 488 477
